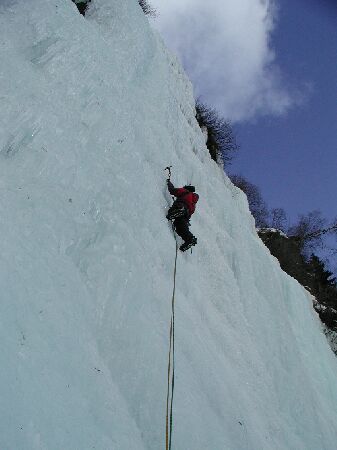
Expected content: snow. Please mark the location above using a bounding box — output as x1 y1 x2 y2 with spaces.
258 227 289 238
1 0 337 449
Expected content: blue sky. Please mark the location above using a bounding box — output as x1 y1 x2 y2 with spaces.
150 0 336 268
231 0 337 226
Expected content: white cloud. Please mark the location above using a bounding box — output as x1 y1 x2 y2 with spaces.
150 0 294 122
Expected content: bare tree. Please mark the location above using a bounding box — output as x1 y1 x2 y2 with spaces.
138 0 157 17
270 207 287 231
196 101 239 168
288 210 327 256
303 222 337 241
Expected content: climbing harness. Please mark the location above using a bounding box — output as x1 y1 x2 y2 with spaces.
166 225 178 450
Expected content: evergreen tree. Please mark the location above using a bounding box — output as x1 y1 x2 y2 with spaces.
309 254 336 287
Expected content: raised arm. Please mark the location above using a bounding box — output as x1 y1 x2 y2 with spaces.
167 179 177 196
167 180 187 197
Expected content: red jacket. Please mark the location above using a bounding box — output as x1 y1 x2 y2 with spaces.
168 181 199 216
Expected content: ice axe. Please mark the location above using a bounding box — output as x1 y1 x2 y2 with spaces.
165 166 175 202
165 166 172 180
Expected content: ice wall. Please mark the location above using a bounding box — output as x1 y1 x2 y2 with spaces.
0 1 337 449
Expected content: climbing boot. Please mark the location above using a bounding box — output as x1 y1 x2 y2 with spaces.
180 237 197 252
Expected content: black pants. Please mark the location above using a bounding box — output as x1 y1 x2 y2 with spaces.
173 216 194 243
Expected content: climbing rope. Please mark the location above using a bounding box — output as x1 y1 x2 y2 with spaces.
166 230 178 450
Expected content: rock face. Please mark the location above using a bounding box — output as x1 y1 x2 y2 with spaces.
259 229 337 331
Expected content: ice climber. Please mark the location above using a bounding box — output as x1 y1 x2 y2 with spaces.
166 179 199 252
